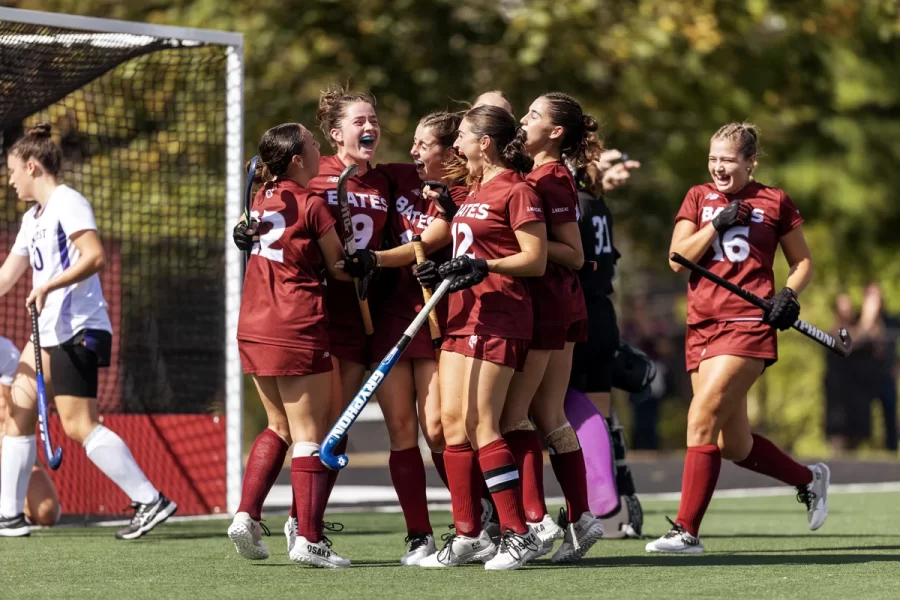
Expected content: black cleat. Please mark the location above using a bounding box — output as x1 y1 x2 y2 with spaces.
115 494 177 540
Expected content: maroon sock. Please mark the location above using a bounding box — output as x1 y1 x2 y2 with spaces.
478 438 527 535
675 445 722 537
390 448 433 535
291 457 328 543
735 434 813 487
504 430 547 522
549 448 591 519
431 451 449 489
325 436 349 501
237 428 288 521
444 442 481 537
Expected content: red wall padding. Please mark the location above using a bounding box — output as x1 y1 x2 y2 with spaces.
45 414 226 516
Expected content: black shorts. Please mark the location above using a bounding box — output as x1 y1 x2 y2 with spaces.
570 295 620 393
46 329 112 398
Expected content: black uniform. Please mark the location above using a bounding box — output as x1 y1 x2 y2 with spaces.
570 189 621 393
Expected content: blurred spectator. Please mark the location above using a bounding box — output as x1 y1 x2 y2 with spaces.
825 285 899 452
620 293 678 450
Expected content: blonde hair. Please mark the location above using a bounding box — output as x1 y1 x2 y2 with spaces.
711 122 761 166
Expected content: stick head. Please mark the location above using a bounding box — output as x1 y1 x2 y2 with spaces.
319 441 349 471
836 327 853 357
46 447 63 470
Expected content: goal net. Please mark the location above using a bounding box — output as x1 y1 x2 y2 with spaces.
0 8 244 517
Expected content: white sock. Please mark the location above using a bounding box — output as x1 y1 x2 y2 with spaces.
83 425 159 505
292 442 320 458
0 435 36 517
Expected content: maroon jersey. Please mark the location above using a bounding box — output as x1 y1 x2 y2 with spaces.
308 155 392 334
376 163 468 322
525 162 588 328
675 181 803 324
445 170 545 339
237 179 336 348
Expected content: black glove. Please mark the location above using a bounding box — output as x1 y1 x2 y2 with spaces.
712 200 752 232
414 260 442 290
438 255 489 292
343 249 378 279
764 287 800 331
421 181 458 221
233 219 258 252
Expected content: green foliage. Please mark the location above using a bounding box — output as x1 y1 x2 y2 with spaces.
8 0 900 451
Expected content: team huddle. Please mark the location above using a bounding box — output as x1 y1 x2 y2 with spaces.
0 83 829 568
227 85 831 570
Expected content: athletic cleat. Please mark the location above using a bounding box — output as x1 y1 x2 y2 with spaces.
530 512 564 556
115 494 177 540
227 512 270 560
484 526 541 571
552 511 604 563
289 535 351 568
419 528 497 568
285 517 298 553
401 532 436 566
798 462 830 531
0 513 30 537
645 518 703 554
480 499 501 543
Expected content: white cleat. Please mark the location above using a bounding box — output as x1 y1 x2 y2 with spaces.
645 519 704 554
552 512 604 563
799 462 830 531
481 499 501 543
401 533 436 566
529 513 564 556
419 529 497 568
289 535 351 568
285 517 297 553
227 512 269 560
484 526 542 571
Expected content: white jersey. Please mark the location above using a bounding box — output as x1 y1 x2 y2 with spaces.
11 185 112 346
0 336 20 386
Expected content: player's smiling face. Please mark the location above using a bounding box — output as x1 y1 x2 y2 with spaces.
334 101 379 162
454 118 483 176
6 154 34 201
410 124 454 181
520 97 560 156
708 139 753 194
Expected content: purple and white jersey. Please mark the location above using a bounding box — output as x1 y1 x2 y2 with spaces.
11 185 111 346
0 336 19 386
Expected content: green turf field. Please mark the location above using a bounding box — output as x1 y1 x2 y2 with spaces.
4 491 899 600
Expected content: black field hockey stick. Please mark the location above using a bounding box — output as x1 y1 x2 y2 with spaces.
670 253 852 357
336 163 374 335
243 155 259 268
30 305 63 470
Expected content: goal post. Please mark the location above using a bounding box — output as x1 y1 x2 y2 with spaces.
0 7 244 517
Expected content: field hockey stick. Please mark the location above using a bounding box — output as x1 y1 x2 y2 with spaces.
243 155 259 268
320 276 456 470
670 252 852 357
410 234 442 349
29 305 63 470
336 163 375 335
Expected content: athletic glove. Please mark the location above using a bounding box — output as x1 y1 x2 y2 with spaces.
414 260 442 290
764 287 800 331
233 219 258 252
438 255 489 293
343 249 378 279
421 181 458 221
712 200 752 232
